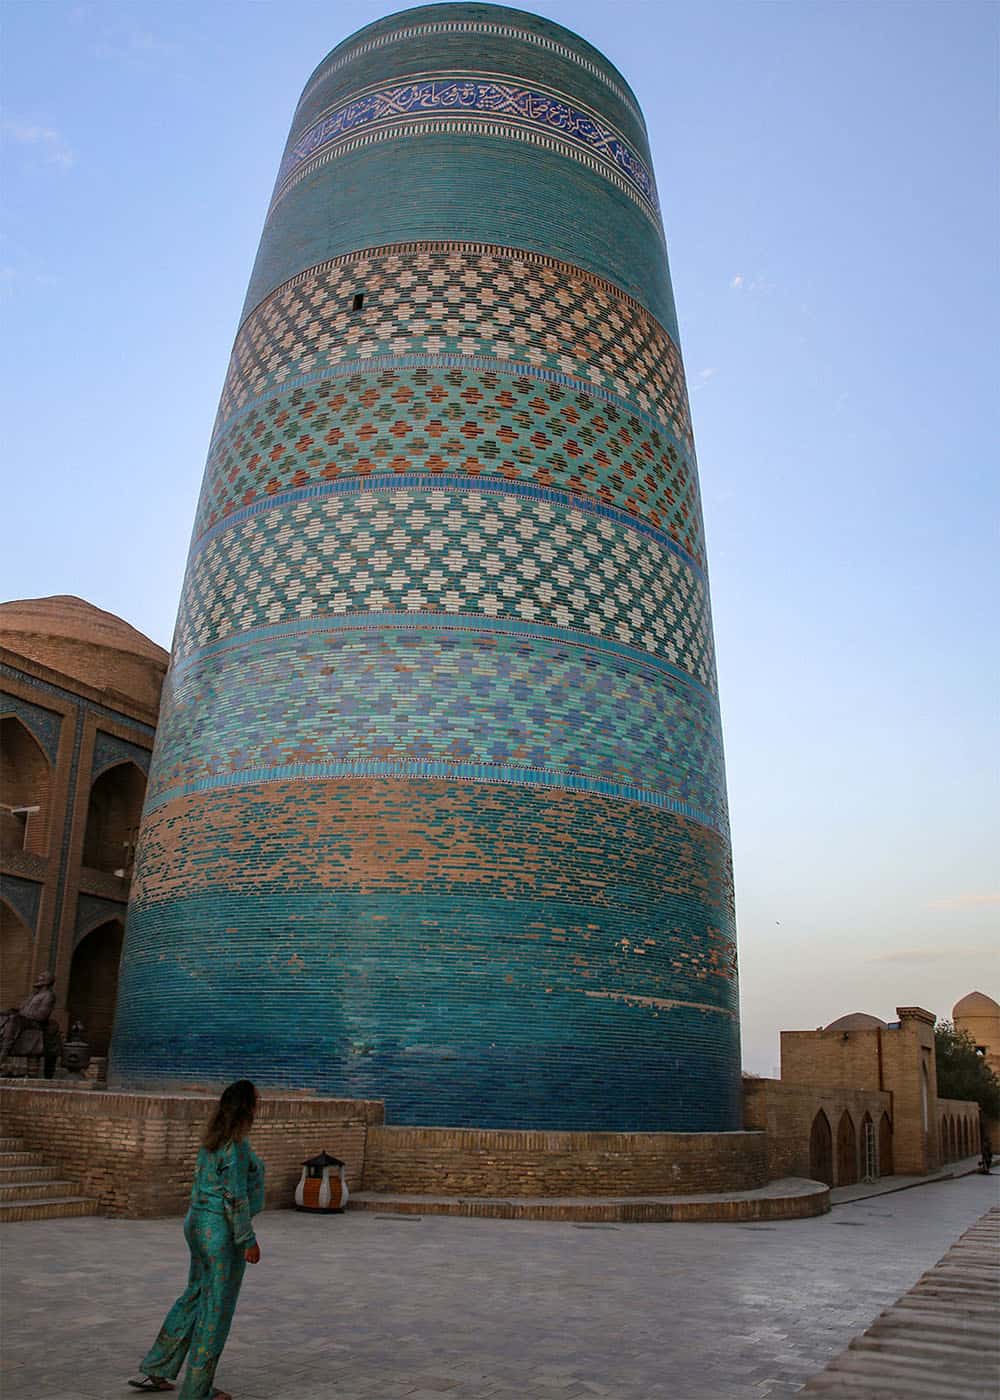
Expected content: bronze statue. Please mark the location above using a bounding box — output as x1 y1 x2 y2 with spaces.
0 970 56 1063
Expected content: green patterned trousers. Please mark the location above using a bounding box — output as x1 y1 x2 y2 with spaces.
140 1209 246 1398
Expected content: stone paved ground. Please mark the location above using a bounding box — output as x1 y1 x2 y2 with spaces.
2 1174 997 1400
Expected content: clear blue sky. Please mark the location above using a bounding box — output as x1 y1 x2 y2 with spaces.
2 0 996 1072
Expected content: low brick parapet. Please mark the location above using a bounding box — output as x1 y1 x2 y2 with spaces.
0 1084 383 1217
362 1124 768 1197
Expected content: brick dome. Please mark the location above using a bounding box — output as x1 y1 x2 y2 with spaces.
0 595 167 713
953 991 999 1017
825 1012 887 1031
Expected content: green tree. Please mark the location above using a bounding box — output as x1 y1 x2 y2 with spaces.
935 1020 1000 1117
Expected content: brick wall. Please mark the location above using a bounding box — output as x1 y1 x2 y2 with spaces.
780 1027 882 1091
361 1125 767 1197
743 1079 891 1183
881 1009 938 1174
0 1085 383 1217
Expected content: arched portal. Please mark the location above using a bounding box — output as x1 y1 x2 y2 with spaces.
83 763 146 876
836 1110 858 1186
67 919 123 1056
809 1109 833 1186
949 1116 958 1162
0 899 34 1007
878 1111 893 1175
0 716 50 856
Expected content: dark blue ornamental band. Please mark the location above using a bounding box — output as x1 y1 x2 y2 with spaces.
273 75 658 215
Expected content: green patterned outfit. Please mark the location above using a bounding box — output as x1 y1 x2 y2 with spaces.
139 1138 264 1398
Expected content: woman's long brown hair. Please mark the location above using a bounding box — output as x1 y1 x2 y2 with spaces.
203 1079 257 1151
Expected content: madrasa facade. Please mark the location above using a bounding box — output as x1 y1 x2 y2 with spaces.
107 2 741 1132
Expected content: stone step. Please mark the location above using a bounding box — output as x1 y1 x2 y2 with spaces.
0 1178 81 1203
0 1164 52 1183
0 1151 45 1169
0 1196 97 1223
349 1176 829 1223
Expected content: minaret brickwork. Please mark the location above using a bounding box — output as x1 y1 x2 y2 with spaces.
110 3 741 1130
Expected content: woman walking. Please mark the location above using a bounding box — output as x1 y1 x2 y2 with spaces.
129 1080 265 1398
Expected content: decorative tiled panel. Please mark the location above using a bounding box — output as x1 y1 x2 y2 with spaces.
274 75 659 219
0 690 63 764
148 624 727 831
74 893 126 947
173 485 716 688
115 780 739 1130
221 246 691 443
91 729 152 780
1 874 42 935
195 362 703 562
113 6 741 1130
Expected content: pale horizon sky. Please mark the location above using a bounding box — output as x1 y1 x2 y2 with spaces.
1 0 996 1074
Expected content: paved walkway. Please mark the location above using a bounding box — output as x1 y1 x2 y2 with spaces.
801 1203 999 1396
830 1154 980 1205
2 1173 997 1400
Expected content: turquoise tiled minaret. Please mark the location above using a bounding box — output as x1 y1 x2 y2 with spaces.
110 4 741 1131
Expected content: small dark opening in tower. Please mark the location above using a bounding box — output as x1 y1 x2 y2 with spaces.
351 292 365 313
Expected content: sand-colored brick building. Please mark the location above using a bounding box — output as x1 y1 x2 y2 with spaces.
744 1005 980 1186
0 596 167 1059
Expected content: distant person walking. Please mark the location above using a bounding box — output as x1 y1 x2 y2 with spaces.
129 1080 264 1398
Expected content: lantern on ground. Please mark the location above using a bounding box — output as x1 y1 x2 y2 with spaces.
294 1150 348 1212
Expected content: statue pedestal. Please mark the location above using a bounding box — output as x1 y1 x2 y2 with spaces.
0 1055 44 1079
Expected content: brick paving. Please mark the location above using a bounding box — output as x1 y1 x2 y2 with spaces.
1 1173 997 1400
801 1203 999 1396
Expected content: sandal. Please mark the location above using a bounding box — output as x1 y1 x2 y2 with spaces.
128 1380 175 1393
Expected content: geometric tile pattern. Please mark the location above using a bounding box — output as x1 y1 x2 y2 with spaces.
148 624 728 831
0 690 63 764
174 485 717 688
217 246 692 445
90 729 152 780
195 363 703 562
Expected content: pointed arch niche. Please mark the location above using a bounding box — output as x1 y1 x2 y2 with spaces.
83 761 146 876
67 918 124 1055
836 1110 858 1186
1 898 35 1007
0 715 50 857
809 1109 833 1186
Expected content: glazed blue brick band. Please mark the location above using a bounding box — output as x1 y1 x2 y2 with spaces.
109 3 742 1130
